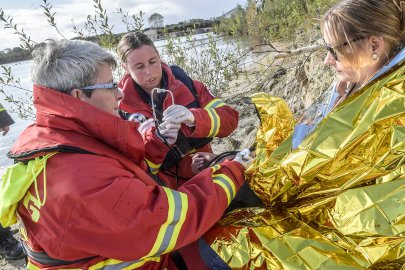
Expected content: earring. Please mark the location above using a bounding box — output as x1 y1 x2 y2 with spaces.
371 53 379 62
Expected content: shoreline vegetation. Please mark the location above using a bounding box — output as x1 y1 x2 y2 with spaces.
0 0 341 129
0 19 216 65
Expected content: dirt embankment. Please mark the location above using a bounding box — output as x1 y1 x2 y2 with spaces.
212 43 334 154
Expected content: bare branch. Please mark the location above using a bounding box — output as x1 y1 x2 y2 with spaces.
273 44 323 59
0 9 36 51
41 0 67 39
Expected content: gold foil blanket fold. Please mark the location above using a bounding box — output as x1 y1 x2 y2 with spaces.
204 59 405 269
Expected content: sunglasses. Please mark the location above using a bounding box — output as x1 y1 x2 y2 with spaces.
80 82 119 94
324 36 366 61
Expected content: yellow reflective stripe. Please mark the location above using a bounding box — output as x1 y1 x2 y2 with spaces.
84 189 189 270
165 188 188 253
89 256 160 270
27 261 81 270
27 261 41 270
213 174 236 205
0 107 5 112
146 187 188 256
145 159 161 175
211 165 221 173
206 108 220 137
204 98 226 109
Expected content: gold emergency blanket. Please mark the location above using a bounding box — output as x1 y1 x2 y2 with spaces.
204 59 404 269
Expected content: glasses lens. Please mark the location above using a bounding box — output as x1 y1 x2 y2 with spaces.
325 45 338 61
113 83 120 94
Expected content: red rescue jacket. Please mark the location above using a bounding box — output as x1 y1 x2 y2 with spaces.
119 63 239 188
10 85 246 269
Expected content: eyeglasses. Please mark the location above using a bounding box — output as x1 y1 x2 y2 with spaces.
80 82 119 94
324 37 366 61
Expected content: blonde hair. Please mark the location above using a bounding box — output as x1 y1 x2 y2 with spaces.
321 0 405 60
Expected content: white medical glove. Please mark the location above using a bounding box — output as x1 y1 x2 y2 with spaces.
157 120 181 145
137 118 155 137
162 105 195 126
233 149 254 169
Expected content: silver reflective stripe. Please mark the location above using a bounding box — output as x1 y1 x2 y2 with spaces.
214 175 235 199
21 241 96 266
207 109 219 136
155 190 183 255
207 99 224 109
98 191 184 269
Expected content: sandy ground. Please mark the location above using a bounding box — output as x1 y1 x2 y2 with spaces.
0 47 333 268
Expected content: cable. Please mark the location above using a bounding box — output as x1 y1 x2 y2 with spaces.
150 88 181 186
151 88 174 122
199 144 256 171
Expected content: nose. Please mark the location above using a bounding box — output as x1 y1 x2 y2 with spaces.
116 89 124 101
324 51 336 66
143 66 150 75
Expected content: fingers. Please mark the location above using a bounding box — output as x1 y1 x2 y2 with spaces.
138 118 155 135
233 148 254 169
162 105 182 119
158 120 181 145
162 105 192 124
191 154 206 174
159 122 180 135
164 137 176 145
1 126 9 136
162 105 195 126
160 121 181 130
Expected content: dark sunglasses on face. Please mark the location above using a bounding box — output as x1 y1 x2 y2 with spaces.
324 36 366 61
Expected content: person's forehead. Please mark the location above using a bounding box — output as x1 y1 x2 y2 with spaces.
322 26 344 46
127 45 159 63
95 63 113 82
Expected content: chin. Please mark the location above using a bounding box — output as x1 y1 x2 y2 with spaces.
337 74 352 83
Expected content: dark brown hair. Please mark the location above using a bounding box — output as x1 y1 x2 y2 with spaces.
116 32 158 63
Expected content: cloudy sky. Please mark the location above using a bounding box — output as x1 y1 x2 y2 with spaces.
0 0 243 51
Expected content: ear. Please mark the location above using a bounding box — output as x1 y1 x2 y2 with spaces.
70 89 86 100
369 36 385 54
122 63 128 73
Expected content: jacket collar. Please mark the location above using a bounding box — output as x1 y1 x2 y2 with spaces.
11 85 145 164
118 62 196 115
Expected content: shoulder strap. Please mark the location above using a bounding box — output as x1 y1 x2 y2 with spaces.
170 65 200 107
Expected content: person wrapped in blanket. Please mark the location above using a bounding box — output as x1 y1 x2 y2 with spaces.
198 0 405 269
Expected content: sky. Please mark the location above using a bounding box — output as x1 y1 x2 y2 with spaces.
0 0 244 51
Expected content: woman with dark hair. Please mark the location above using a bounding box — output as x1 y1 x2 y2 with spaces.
117 32 239 189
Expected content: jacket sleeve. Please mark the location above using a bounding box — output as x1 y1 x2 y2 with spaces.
40 155 246 262
142 126 171 175
0 103 14 129
120 111 170 175
183 80 238 138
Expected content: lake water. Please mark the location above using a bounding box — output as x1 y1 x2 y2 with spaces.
0 34 242 174
0 60 33 174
